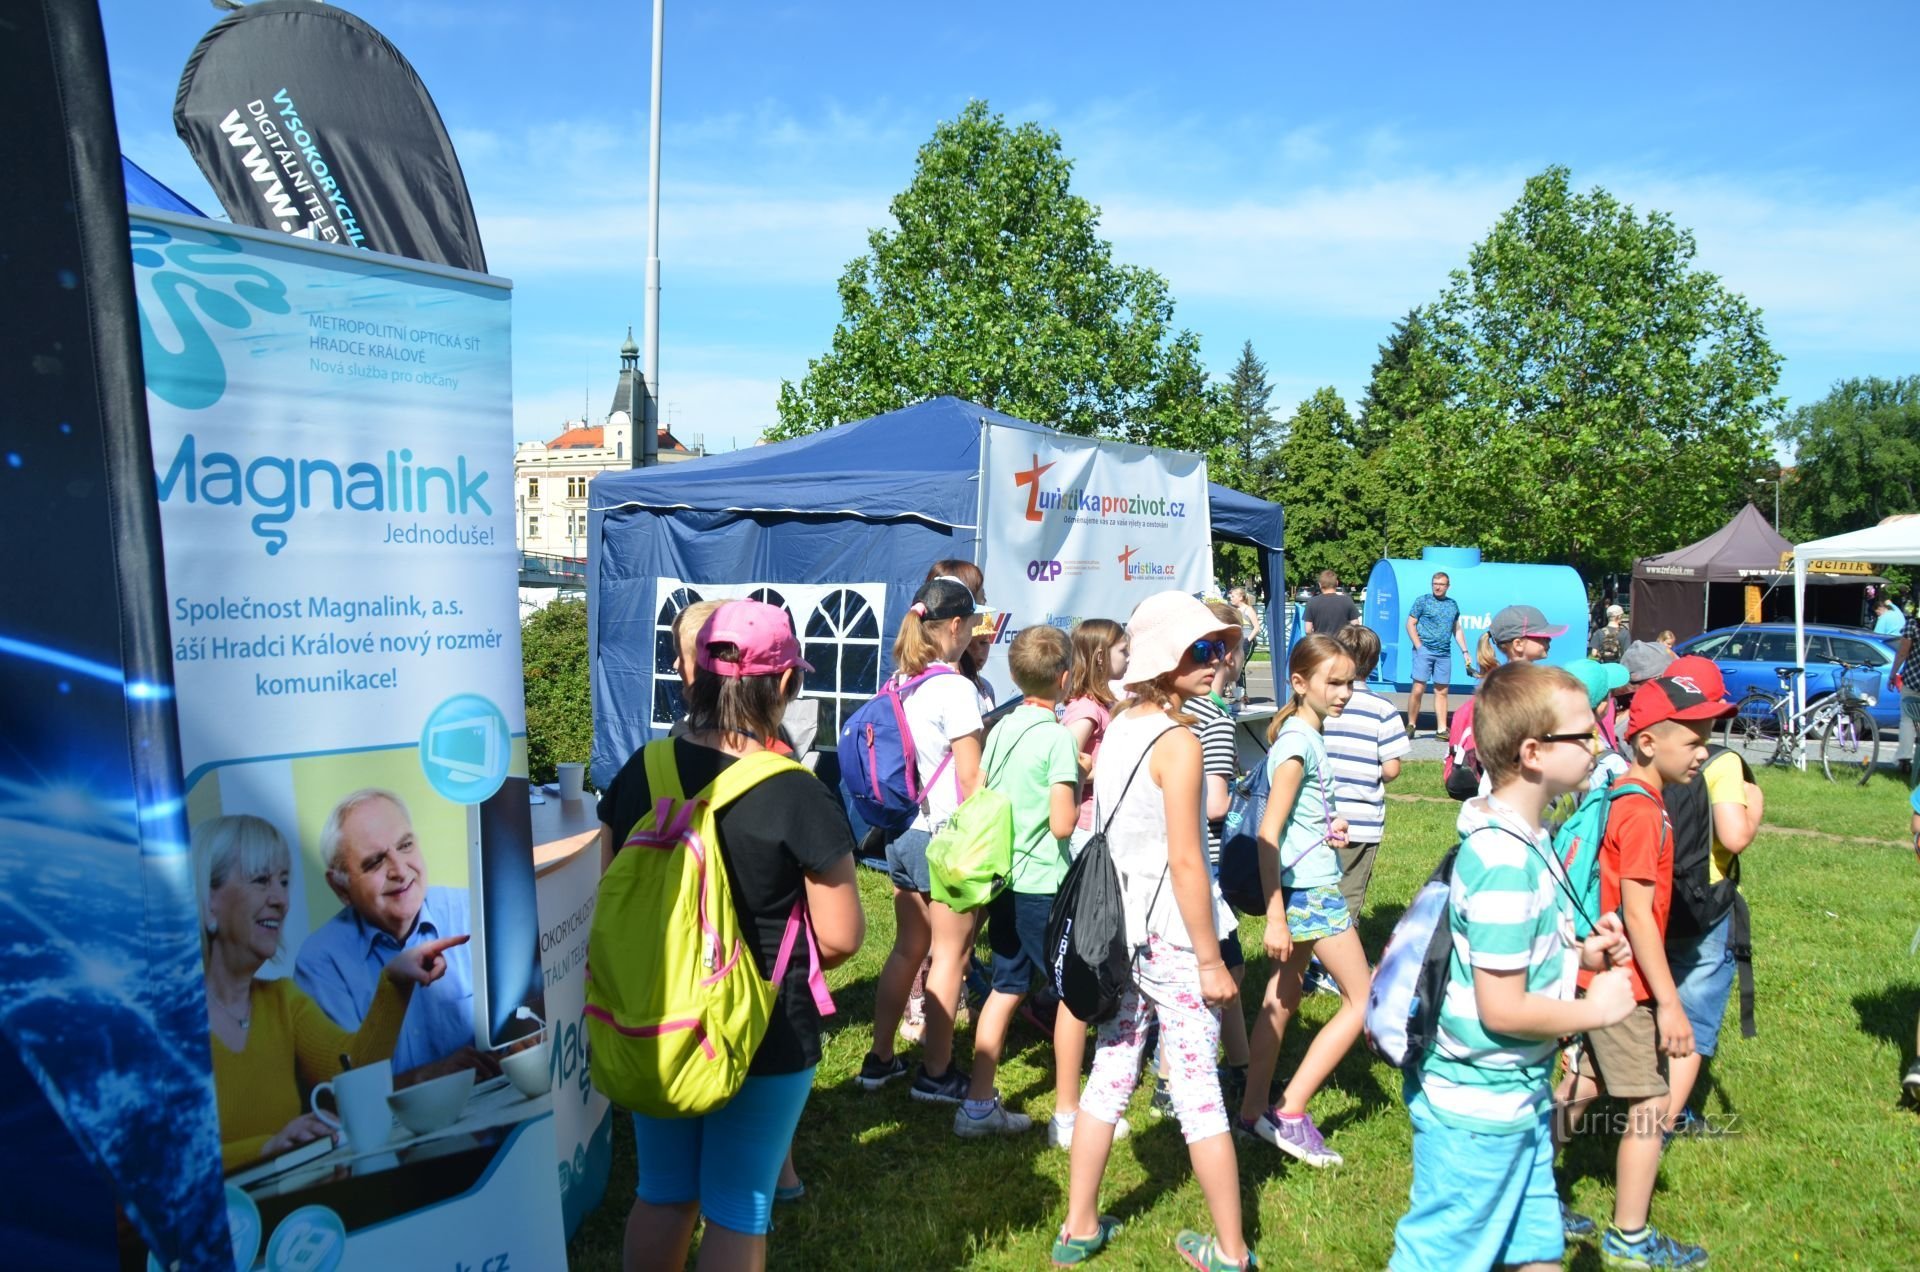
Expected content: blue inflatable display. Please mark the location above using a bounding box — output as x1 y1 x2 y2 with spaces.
1363 547 1588 692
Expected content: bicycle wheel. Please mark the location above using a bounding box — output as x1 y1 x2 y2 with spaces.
1726 691 1785 768
1819 704 1880 785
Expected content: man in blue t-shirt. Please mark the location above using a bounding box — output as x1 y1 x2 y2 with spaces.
1405 572 1469 739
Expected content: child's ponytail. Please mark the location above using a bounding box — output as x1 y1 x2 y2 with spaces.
892 575 977 677
1476 631 1501 677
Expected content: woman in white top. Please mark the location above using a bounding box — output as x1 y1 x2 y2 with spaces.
1053 592 1254 1272
854 575 986 1103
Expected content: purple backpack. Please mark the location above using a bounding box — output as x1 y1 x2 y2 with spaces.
838 667 959 833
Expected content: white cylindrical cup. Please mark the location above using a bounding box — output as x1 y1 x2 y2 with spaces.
556 762 585 801
310 1059 394 1151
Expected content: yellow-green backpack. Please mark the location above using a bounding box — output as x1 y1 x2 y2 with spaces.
585 741 833 1117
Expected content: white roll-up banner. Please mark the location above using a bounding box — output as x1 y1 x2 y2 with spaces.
132 208 565 1268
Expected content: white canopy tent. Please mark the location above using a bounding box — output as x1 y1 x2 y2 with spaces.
1792 519 1920 753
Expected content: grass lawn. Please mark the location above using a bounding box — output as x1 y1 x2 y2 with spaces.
568 761 1920 1269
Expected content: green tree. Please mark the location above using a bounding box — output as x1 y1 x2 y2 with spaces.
772 101 1222 442
1779 376 1920 540
1379 166 1781 573
522 597 591 787
1224 340 1283 475
1260 387 1383 587
1353 309 1441 457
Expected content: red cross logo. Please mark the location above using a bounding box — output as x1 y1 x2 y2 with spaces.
1117 545 1138 579
1012 453 1054 523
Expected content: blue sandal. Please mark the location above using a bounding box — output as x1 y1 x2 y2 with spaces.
1052 1214 1121 1266
1174 1230 1258 1271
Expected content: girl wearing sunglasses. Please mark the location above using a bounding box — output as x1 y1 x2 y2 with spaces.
1238 633 1365 1169
1053 593 1252 1271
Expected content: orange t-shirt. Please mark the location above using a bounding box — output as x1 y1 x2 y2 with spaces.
1578 778 1672 1003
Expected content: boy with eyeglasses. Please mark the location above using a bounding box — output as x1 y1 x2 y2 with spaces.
1390 662 1635 1272
1554 675 1734 1269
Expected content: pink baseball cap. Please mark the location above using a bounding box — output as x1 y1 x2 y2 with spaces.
695 600 813 677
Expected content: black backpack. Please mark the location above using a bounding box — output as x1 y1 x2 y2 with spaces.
1594 625 1625 663
1046 729 1168 1024
1663 746 1757 1037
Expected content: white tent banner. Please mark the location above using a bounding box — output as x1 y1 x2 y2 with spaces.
976 423 1213 696
1791 519 1920 762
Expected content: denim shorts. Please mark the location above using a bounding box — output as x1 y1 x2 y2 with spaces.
631 1066 816 1236
1390 1084 1564 1271
1669 909 1735 1056
1411 645 1450 685
986 889 1055 994
885 827 933 894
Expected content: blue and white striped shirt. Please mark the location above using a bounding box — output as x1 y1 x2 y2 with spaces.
1324 688 1411 843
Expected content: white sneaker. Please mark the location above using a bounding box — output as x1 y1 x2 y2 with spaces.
1046 1113 1131 1149
954 1099 1033 1138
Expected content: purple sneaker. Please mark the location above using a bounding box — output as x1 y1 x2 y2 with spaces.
1241 1109 1341 1167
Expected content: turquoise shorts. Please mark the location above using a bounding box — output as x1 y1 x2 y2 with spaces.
1389 1084 1564 1271
631 1067 816 1236
1281 885 1352 942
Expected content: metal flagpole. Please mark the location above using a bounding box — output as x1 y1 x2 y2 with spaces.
641 0 664 467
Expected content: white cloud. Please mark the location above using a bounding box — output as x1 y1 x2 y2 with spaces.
1100 174 1522 318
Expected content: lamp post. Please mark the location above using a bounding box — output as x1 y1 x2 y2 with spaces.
641 0 664 468
1759 476 1781 531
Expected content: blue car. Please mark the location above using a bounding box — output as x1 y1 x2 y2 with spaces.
1672 622 1899 732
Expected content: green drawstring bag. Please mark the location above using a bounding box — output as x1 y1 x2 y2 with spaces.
925 718 1047 913
926 785 1015 912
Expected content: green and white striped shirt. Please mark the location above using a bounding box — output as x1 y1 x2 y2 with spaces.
1417 794 1579 1134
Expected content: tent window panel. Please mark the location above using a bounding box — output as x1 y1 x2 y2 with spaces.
841 643 880 695
656 629 680 674
654 679 686 727
806 642 842 686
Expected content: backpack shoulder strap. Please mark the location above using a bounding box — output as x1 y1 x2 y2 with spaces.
641 737 686 804
984 718 1051 789
700 749 806 812
1095 719 1178 835
1609 778 1660 805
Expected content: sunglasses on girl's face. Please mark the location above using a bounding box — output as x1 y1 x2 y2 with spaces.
1187 638 1230 665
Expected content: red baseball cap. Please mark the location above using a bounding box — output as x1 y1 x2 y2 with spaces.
1662 655 1728 703
1627 675 1736 734
696 600 813 677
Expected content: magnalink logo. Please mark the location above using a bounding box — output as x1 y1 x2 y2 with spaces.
155 435 492 555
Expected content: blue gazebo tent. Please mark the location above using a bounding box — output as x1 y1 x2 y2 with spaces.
585 397 1285 784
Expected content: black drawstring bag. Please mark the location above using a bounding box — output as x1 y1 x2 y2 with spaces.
1045 729 1168 1023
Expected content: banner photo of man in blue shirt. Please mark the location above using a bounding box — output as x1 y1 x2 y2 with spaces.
296 789 499 1084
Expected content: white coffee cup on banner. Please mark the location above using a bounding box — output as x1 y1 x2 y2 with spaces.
310 1059 395 1151
556 762 585 801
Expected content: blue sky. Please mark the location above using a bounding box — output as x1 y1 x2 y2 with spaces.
104 1 1920 453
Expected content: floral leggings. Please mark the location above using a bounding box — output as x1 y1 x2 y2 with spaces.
1079 935 1229 1144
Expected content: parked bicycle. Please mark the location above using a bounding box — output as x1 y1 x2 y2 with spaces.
1720 662 1881 785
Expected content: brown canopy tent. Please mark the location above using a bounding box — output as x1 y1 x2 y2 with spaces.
1630 503 1880 642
